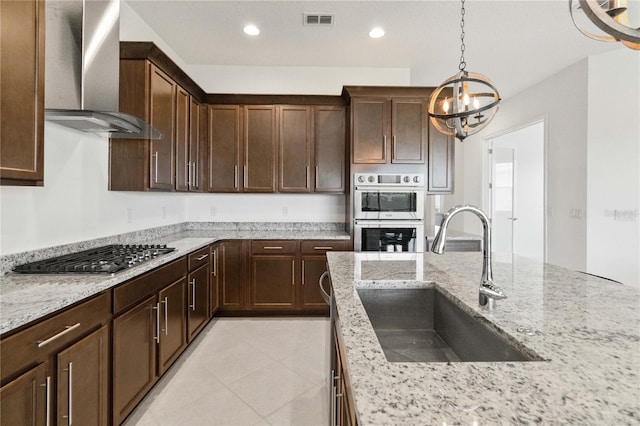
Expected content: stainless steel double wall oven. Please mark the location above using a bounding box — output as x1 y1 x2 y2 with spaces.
353 173 425 252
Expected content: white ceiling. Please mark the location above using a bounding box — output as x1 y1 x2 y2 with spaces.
124 0 626 99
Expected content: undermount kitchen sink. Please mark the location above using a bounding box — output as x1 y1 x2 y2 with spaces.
357 288 543 363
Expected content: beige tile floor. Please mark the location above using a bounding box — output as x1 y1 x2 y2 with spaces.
122 317 330 426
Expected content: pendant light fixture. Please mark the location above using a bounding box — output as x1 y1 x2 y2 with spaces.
569 0 640 50
427 0 501 141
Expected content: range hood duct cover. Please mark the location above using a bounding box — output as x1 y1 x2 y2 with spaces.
44 0 162 139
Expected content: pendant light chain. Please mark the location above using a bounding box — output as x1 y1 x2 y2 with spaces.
459 0 466 71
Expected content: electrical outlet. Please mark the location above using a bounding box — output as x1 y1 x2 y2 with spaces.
570 209 584 220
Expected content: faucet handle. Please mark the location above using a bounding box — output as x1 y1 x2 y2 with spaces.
480 281 507 300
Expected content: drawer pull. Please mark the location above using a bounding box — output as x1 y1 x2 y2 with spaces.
264 246 283 250
39 376 51 426
314 246 334 250
37 323 81 348
63 362 73 425
195 254 209 261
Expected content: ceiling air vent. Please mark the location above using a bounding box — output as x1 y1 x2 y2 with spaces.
304 13 335 26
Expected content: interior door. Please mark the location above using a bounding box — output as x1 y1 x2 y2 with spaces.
491 146 516 255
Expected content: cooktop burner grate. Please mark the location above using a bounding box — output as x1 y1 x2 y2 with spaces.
13 244 176 274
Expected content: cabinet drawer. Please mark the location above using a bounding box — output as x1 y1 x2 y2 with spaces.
300 240 347 254
0 291 111 384
251 240 297 255
113 257 187 314
188 247 210 271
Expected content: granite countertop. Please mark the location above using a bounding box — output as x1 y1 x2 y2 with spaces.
326 251 640 425
0 228 348 335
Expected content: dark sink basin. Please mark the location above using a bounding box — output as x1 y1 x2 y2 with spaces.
357 288 543 363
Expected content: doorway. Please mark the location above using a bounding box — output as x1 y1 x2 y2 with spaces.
486 121 545 262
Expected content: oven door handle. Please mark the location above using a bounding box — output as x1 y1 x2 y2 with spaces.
354 219 424 226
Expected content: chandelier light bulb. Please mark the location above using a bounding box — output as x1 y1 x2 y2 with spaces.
473 97 480 110
443 98 450 113
462 93 470 106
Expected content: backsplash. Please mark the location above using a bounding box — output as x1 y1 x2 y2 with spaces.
0 222 345 275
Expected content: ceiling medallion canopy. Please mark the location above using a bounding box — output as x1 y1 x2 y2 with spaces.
570 0 640 50
427 0 501 142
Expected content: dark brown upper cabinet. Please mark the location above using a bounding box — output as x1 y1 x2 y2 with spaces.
313 106 346 193
244 105 277 192
175 87 190 191
0 0 45 186
110 61 177 191
351 97 426 165
208 105 242 192
279 106 312 192
427 120 455 193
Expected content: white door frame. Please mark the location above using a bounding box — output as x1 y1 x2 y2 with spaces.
482 116 548 262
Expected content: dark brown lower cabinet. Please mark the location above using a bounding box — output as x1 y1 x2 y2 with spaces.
334 319 358 426
210 244 220 316
112 295 157 425
0 363 47 426
158 279 187 375
219 241 248 311
301 255 330 309
187 264 210 342
56 324 109 425
251 255 297 309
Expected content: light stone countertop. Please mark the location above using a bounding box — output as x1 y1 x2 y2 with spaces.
0 229 348 335
326 251 640 425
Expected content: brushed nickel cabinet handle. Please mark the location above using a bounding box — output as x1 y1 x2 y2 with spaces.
194 162 198 187
186 162 190 186
152 302 160 343
40 376 51 426
392 135 397 158
301 260 305 285
190 279 197 311
306 165 309 187
263 246 283 250
153 152 159 183
292 261 295 285
244 165 247 188
212 250 217 277
62 362 73 425
315 166 319 191
196 254 209 261
161 297 168 335
383 135 387 160
37 323 81 348
234 165 238 189
314 246 334 250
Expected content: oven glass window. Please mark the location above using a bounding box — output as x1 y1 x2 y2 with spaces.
361 192 417 213
361 227 417 252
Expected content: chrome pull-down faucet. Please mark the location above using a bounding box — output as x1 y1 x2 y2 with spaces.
431 204 506 308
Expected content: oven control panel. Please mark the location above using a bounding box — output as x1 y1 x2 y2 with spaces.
354 173 423 186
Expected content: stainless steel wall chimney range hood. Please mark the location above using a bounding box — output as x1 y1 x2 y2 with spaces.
45 0 161 139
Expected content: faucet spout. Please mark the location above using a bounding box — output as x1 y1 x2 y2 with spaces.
431 204 506 307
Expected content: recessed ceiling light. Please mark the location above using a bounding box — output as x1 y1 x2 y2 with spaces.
369 27 385 39
243 25 260 36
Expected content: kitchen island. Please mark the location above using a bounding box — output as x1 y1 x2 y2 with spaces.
326 251 640 425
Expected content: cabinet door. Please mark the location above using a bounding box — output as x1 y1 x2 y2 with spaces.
175 87 190 191
149 65 176 190
187 264 210 342
244 106 276 192
56 325 109 426
251 255 296 309
0 0 45 185
0 363 47 426
219 241 247 310
188 97 203 192
301 255 331 311
352 99 388 164
391 99 426 164
158 278 187 375
279 106 311 192
112 295 157 425
427 121 455 193
210 245 220 316
208 105 241 192
314 106 345 193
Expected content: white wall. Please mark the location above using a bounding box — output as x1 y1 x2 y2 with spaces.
586 48 640 287
0 124 187 255
459 59 590 273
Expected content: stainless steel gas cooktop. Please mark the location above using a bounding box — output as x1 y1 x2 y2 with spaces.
13 244 175 274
